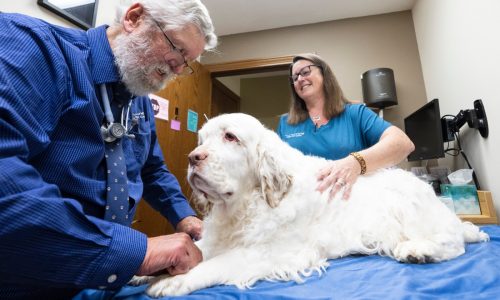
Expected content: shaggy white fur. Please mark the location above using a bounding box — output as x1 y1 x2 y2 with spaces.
142 113 489 297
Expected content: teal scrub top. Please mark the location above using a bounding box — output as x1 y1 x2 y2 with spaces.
277 104 391 160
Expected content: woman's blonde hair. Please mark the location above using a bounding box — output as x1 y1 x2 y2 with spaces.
287 53 348 124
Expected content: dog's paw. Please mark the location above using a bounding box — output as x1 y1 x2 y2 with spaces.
128 275 155 286
146 274 194 297
393 240 437 263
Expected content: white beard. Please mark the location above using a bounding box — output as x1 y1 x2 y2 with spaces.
113 28 175 96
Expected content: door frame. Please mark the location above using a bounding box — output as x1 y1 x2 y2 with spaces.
204 55 294 78
204 55 294 115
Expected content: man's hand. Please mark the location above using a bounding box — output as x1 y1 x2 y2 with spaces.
136 233 202 276
176 216 203 241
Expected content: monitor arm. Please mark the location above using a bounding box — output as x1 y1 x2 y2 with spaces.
443 99 489 141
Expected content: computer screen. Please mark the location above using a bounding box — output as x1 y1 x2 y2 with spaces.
404 99 445 161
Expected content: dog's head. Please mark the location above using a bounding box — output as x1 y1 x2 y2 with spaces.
187 113 293 211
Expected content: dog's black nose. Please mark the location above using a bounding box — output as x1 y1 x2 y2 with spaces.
188 150 208 166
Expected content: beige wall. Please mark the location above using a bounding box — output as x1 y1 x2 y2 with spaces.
240 76 291 130
413 0 500 217
218 76 241 96
95 0 120 26
202 11 427 132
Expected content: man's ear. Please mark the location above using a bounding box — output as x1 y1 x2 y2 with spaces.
123 3 145 32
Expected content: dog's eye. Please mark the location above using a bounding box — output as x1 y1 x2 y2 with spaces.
224 132 238 142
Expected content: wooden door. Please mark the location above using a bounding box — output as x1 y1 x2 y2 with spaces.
211 78 240 117
132 61 211 237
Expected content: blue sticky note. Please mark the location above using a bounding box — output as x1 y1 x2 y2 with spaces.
187 109 198 133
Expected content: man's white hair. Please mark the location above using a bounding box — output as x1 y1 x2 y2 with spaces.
116 0 217 50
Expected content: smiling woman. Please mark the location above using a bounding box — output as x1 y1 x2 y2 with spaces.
37 0 99 29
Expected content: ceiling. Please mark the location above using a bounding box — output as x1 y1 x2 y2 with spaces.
202 0 416 36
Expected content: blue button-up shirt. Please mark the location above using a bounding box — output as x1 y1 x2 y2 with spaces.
0 13 195 299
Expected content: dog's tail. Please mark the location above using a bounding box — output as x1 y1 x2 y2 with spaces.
461 221 489 243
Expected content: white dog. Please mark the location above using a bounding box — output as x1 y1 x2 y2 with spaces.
142 113 489 297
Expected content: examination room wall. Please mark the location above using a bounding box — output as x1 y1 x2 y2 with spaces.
202 11 427 135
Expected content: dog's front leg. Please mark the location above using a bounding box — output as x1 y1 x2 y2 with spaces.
145 247 269 297
128 275 156 286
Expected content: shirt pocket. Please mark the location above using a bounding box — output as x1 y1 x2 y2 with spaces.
129 119 151 165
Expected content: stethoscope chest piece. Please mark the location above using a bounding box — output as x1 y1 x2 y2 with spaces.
100 84 135 143
101 123 126 143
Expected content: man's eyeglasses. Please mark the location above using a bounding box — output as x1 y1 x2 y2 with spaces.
289 64 321 84
151 18 194 76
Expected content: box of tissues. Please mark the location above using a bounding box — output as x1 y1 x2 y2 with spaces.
440 184 481 214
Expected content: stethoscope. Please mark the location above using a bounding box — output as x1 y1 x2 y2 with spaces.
99 84 136 143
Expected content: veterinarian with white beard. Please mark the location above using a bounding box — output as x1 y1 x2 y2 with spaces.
278 53 415 199
0 1 217 298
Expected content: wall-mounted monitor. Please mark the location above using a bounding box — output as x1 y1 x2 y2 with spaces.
404 98 445 161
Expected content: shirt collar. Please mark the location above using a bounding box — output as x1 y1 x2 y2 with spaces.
87 25 121 85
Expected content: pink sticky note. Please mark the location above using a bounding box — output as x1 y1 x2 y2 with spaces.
170 120 181 131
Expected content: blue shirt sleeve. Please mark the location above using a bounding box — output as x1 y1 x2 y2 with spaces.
140 99 196 228
353 104 392 147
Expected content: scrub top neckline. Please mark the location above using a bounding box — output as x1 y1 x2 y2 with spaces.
309 117 332 133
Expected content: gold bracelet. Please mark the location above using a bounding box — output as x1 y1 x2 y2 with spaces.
349 152 367 175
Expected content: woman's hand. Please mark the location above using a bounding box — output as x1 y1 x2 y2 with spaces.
316 155 361 200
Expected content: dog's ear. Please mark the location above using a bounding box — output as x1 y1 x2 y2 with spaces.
256 132 293 208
